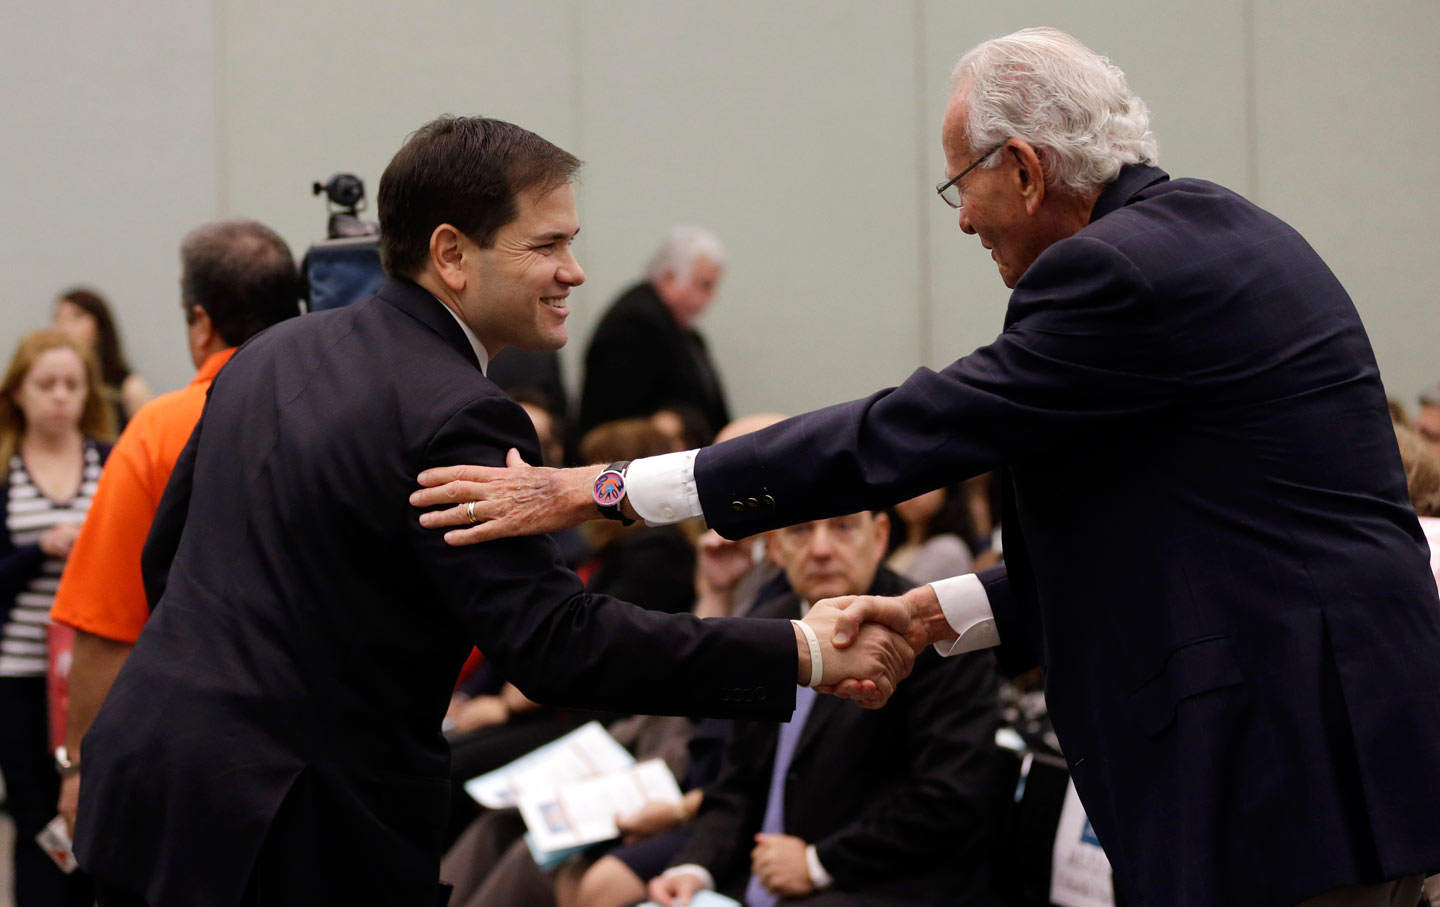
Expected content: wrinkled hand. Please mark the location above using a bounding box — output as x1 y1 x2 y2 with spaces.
39 523 81 558
57 773 79 836
410 449 601 545
817 585 949 703
751 833 814 897
802 599 915 708
696 530 753 594
647 870 707 906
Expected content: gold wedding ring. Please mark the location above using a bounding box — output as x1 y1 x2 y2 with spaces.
466 501 478 524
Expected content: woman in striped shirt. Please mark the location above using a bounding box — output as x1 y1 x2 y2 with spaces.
0 330 113 906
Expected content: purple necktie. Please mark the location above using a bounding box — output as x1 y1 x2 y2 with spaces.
744 685 818 907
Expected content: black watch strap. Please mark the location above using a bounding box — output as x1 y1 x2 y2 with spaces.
593 460 635 525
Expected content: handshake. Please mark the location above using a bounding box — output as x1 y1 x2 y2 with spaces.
792 585 947 709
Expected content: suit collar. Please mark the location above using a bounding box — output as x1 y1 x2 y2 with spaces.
1089 163 1170 223
374 276 484 372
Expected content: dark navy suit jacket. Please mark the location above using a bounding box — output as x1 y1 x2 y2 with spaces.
696 165 1440 906
75 277 797 907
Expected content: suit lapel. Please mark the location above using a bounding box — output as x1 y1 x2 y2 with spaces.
374 277 483 371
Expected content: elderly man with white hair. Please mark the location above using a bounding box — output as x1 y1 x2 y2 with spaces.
578 225 730 442
415 28 1440 907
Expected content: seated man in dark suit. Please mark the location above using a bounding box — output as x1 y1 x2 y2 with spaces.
578 225 730 443
73 116 914 907
649 509 999 907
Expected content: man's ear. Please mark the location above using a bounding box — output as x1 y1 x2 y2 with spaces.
429 224 470 292
189 306 215 347
1007 140 1047 215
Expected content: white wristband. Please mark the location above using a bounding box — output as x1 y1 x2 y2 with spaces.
792 619 823 688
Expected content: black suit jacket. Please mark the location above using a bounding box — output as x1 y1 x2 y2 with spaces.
579 281 730 439
672 568 1000 906
74 277 796 907
694 166 1440 906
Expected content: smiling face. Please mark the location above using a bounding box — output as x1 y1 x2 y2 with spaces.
13 346 88 437
768 511 889 605
451 181 585 355
941 87 1071 290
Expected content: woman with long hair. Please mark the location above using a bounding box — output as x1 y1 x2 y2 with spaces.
0 330 113 905
53 287 152 430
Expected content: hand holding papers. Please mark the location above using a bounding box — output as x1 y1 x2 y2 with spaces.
463 721 633 809
519 758 683 855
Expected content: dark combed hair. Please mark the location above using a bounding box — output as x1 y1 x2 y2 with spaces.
180 219 301 346
56 287 131 388
377 115 582 277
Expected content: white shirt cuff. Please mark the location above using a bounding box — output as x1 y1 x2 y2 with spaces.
929 574 1000 656
805 844 834 889
625 450 704 525
661 863 715 891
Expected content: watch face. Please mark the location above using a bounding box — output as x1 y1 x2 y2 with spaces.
594 470 625 507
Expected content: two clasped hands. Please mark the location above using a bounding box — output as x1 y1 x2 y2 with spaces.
409 449 953 708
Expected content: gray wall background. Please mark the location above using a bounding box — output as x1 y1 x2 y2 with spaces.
4 1 1437 422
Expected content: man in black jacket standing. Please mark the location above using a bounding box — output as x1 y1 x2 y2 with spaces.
73 117 914 907
579 225 730 443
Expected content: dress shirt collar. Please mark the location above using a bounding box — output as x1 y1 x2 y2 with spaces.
438 302 491 376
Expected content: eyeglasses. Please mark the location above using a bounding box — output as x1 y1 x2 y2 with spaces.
935 143 1004 209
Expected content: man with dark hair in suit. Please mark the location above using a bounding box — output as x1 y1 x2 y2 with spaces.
51 218 301 837
649 509 998 907
73 116 914 907
578 225 731 444
417 29 1440 907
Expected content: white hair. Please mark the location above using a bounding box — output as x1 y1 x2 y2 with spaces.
646 225 726 284
950 27 1158 194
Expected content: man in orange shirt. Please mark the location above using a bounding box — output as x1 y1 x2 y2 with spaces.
50 218 300 830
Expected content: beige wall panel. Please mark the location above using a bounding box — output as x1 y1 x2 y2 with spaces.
571 1 924 418
1253 0 1440 407
2 1 220 395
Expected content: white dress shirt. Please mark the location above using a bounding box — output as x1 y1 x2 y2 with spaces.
626 452 1000 655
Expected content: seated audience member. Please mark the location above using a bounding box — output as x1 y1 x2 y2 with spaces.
649 509 1000 907
442 711 695 907
1395 424 1440 589
1392 424 1440 907
887 483 976 585
579 225 731 443
0 330 115 906
49 220 301 835
1418 381 1440 460
52 287 152 430
444 417 701 843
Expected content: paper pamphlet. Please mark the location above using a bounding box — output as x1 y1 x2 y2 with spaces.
519 758 684 854
463 720 634 809
1049 778 1115 907
36 814 78 873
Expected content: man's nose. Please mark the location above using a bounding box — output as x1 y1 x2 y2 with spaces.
560 250 585 287
808 526 836 556
958 207 976 234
